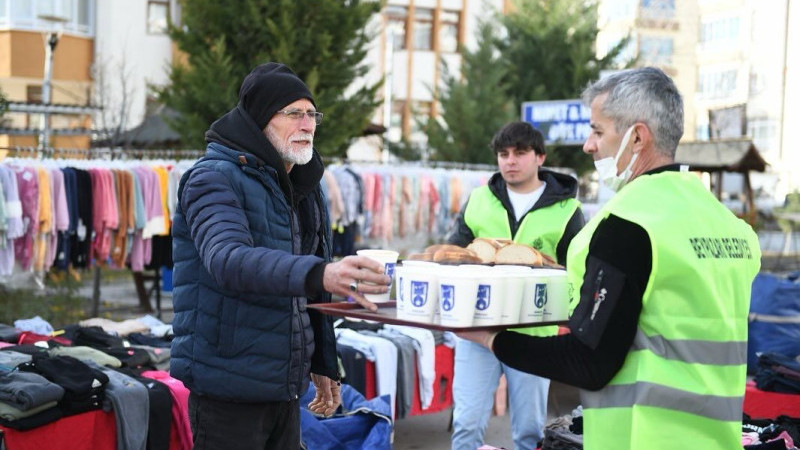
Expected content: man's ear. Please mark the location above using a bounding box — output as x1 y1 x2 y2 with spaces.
631 123 653 155
538 152 547 165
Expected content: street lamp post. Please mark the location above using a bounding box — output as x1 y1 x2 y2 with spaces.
37 14 67 151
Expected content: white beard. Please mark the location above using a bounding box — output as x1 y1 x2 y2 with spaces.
266 125 314 166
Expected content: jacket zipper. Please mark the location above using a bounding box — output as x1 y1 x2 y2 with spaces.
251 164 303 400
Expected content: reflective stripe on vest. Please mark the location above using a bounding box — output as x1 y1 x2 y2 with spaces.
582 381 743 422
566 171 760 449
631 328 748 365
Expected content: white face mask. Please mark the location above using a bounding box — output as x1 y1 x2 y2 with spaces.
594 125 638 192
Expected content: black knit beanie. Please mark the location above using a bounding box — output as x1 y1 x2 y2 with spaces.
239 62 316 130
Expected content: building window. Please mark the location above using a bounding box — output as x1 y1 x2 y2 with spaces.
77 0 89 27
11 0 33 19
696 123 709 141
413 8 433 51
603 0 637 20
747 118 777 151
385 6 407 50
698 69 737 99
700 16 740 47
638 36 673 66
639 0 675 20
147 0 168 34
439 10 460 53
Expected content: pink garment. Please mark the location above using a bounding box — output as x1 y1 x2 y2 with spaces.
90 168 119 263
134 166 165 239
428 177 441 233
382 174 395 242
767 431 795 448
46 168 69 271
142 370 193 450
371 174 382 238
13 166 39 271
129 167 163 271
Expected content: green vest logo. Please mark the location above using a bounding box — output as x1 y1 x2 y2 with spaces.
532 238 543 250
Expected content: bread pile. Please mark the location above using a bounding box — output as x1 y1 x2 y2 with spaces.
406 239 556 267
406 244 483 264
467 238 550 266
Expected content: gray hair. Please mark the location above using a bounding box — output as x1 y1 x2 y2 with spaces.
581 67 683 157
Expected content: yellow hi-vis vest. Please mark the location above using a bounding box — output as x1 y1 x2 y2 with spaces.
566 171 761 449
464 185 580 336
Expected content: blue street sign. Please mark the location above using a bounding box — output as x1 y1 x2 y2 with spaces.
521 99 592 145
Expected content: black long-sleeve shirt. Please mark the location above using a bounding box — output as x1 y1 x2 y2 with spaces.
492 166 683 390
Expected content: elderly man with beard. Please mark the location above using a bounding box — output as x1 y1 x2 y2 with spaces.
170 62 390 450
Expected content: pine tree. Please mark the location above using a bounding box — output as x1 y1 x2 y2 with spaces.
424 20 515 164
498 0 629 173
155 0 381 156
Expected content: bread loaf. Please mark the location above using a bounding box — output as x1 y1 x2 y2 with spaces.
432 247 483 264
405 252 435 262
424 244 466 255
466 240 498 263
494 243 544 266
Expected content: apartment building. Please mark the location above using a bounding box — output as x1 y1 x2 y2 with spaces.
695 0 796 194
598 0 798 196
93 0 177 145
596 0 700 151
348 0 505 160
0 0 95 149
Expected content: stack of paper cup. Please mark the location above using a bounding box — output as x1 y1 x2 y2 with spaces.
396 263 439 323
519 269 550 323
493 265 531 325
356 249 399 302
437 266 480 327
540 269 569 322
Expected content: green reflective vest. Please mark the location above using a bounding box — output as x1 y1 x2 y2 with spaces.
566 171 761 449
464 185 580 337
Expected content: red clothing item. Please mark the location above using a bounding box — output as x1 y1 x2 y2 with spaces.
0 409 116 450
17 331 72 346
142 370 193 450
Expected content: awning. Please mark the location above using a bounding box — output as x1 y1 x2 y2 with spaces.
675 139 767 173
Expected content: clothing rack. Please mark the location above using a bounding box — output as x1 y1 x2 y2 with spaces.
322 157 498 172
1 146 205 161
0 152 182 318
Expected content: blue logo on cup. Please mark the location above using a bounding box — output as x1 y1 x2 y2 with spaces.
441 285 455 311
385 263 395 280
534 284 547 308
411 281 428 307
476 284 491 310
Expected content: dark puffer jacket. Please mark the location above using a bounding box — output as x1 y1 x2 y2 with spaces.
170 104 338 403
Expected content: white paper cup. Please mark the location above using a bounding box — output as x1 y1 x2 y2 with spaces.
542 269 569 322
469 267 506 326
396 265 438 323
356 249 399 302
519 269 550 323
492 266 529 325
437 267 480 328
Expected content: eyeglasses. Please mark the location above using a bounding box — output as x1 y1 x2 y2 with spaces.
276 109 324 125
